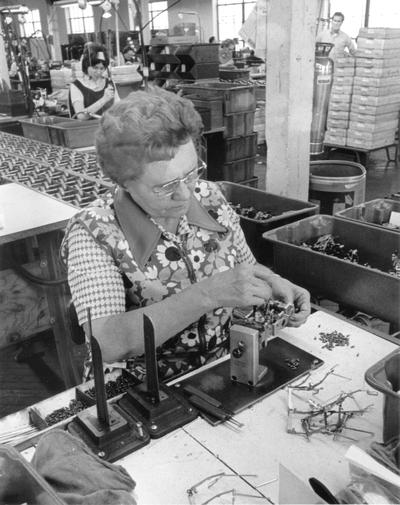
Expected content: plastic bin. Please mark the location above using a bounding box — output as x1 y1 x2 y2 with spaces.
180 82 256 114
225 133 258 162
335 198 400 231
19 115 67 143
185 94 224 130
365 349 400 442
49 118 100 148
220 156 255 182
218 181 319 264
223 110 255 137
262 214 400 326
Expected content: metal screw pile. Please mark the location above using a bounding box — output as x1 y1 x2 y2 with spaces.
230 202 277 221
84 374 138 400
318 330 350 350
44 399 88 426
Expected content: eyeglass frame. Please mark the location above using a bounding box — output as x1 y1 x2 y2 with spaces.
152 159 207 197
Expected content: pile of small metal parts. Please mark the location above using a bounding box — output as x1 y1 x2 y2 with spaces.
0 132 112 208
287 368 373 441
301 234 360 263
317 330 350 350
83 373 138 400
390 252 400 278
44 399 88 426
229 202 276 221
40 374 138 427
285 358 300 370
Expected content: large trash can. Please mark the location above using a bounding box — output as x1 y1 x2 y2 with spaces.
309 160 366 215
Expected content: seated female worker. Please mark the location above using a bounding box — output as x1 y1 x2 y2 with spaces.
61 86 310 382
68 44 119 120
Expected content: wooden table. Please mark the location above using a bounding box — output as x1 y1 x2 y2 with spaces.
323 141 399 169
0 183 80 387
0 310 398 504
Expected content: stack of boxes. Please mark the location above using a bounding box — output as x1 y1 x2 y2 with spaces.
347 27 400 150
181 82 258 186
324 57 356 146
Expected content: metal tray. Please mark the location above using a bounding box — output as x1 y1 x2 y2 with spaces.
262 214 400 326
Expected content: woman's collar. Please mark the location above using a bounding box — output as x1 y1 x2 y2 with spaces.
113 186 226 269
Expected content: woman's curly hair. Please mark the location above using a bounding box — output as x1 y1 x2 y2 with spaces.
95 86 204 185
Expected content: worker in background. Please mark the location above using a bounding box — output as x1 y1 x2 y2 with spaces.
245 49 265 66
61 86 311 382
316 12 356 61
68 43 119 120
208 36 217 43
219 38 236 66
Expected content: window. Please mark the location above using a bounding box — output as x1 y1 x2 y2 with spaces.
65 4 95 35
20 9 42 38
148 1 168 31
217 0 256 42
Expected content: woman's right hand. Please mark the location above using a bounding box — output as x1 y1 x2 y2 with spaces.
103 85 115 102
203 263 273 309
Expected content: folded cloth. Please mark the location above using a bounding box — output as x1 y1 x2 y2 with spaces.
31 429 137 505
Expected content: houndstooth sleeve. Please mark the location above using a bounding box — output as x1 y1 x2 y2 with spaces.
65 223 126 326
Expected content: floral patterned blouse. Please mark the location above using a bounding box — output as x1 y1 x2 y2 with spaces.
61 180 256 381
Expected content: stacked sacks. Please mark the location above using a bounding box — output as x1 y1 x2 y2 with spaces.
324 56 355 146
347 27 400 150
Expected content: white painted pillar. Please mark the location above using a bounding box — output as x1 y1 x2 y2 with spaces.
0 24 11 88
47 5 62 61
264 0 318 199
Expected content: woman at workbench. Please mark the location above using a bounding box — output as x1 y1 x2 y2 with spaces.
61 86 311 381
68 44 118 120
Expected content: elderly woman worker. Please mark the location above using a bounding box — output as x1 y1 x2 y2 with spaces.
69 44 118 120
61 87 310 381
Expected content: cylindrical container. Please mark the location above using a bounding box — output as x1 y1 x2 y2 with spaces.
310 43 334 155
309 160 366 215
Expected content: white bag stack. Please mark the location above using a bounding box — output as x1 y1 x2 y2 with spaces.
324 57 355 146
347 27 400 150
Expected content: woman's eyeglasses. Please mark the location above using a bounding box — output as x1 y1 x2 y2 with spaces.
153 160 207 197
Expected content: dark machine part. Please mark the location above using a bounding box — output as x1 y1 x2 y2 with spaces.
174 301 323 416
119 315 198 439
230 301 294 386
67 309 150 462
310 42 334 155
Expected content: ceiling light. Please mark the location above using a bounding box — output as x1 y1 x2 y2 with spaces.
0 5 29 14
101 0 112 17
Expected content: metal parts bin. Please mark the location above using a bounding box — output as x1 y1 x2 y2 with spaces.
218 181 319 264
335 198 400 231
262 214 400 327
365 349 400 443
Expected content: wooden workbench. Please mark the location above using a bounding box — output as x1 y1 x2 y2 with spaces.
0 183 80 387
0 310 398 504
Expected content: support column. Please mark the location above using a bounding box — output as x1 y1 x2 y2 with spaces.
47 5 62 61
264 0 318 199
0 24 11 88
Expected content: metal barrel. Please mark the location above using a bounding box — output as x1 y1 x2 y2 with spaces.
310 43 334 155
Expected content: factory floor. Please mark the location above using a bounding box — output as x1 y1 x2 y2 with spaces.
0 145 399 419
